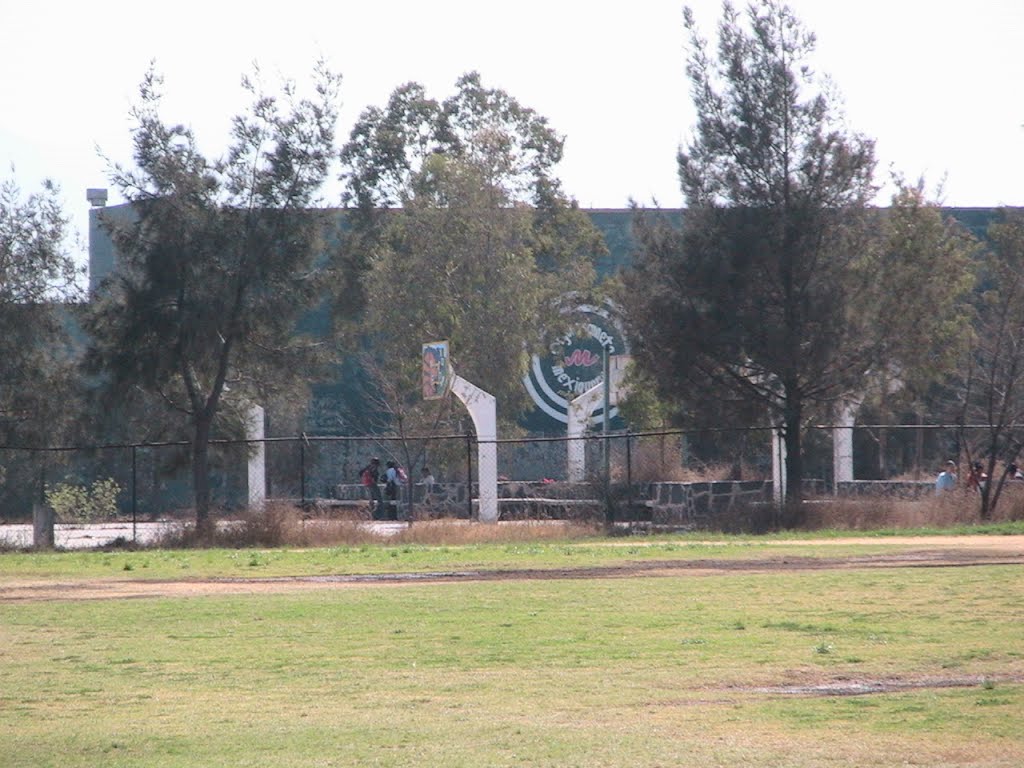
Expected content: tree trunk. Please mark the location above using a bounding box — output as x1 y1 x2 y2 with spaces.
782 393 805 525
877 387 889 479
192 415 214 538
979 454 998 522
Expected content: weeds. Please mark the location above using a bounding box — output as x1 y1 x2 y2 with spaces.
151 503 603 549
802 493 1023 530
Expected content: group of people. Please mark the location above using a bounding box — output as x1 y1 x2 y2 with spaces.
359 457 436 520
935 459 1024 493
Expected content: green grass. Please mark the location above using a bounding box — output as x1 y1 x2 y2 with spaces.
1 535 1022 767
1 523 1022 582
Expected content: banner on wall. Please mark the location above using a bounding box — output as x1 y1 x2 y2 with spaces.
422 340 451 400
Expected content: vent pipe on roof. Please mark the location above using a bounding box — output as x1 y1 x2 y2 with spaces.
86 188 108 207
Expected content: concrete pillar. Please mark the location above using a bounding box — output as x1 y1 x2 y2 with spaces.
450 375 498 523
566 356 631 482
772 429 787 506
832 400 860 491
32 502 55 549
246 404 266 511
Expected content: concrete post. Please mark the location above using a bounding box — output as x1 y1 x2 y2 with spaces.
566 356 631 482
246 404 266 511
32 502 55 549
832 400 860 492
450 375 498 523
772 429 787 506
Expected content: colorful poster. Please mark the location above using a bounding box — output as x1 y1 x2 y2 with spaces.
422 341 450 400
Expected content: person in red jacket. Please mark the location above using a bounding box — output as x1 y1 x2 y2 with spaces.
360 457 382 518
966 461 988 493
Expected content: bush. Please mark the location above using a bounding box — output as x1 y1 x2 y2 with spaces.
44 478 122 523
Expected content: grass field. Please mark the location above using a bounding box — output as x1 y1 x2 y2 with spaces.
1 530 1022 767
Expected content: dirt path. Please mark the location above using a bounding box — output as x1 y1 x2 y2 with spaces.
3 535 1022 603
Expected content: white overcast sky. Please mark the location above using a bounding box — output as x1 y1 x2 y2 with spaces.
2 0 1022 264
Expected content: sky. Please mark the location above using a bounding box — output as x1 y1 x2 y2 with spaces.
2 0 1022 267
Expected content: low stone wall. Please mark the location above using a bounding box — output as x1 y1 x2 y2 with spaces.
647 481 770 526
333 480 600 504
332 482 473 518
834 480 934 499
324 478 939 523
334 482 468 504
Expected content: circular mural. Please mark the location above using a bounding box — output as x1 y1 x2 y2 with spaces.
522 301 628 427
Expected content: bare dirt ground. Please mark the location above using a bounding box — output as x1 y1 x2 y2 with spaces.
2 535 1022 603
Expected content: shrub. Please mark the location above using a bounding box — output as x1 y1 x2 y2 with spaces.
44 478 122 523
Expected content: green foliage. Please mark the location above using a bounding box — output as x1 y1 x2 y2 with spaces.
44 477 121 522
0 176 81 304
341 71 567 212
955 211 1024 518
339 72 601 437
624 1 880 498
866 177 979 407
0 176 83 448
82 62 342 527
616 364 678 430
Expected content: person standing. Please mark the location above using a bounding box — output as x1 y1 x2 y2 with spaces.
360 457 383 518
384 460 401 521
417 466 437 509
966 461 987 493
935 460 957 492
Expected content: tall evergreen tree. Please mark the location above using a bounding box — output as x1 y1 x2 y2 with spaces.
0 175 83 515
954 212 1024 519
862 179 978 477
622 1 877 506
83 64 341 532
0 176 82 446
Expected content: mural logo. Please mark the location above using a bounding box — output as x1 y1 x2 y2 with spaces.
523 302 627 427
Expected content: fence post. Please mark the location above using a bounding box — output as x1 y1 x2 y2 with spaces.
602 352 611 484
131 445 138 543
465 431 474 520
626 431 633 524
32 462 53 549
604 433 615 527
300 439 306 507
32 502 54 549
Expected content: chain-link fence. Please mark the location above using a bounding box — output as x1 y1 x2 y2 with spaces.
3 423 1021 528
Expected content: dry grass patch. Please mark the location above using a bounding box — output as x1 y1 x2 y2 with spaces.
156 503 603 549
804 493 1024 530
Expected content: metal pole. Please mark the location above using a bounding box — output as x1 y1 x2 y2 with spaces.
300 439 306 507
131 445 138 543
626 431 633 524
603 352 611 482
603 353 612 525
466 431 474 520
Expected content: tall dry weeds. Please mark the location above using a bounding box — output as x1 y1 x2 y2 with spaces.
158 503 603 548
803 491 1023 530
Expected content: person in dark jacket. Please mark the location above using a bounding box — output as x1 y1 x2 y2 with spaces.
384 460 402 520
